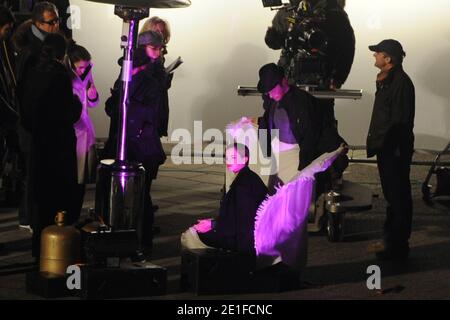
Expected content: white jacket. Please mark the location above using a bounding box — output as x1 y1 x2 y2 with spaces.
71 63 99 184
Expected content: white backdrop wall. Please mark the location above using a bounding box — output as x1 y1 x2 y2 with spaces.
71 0 450 150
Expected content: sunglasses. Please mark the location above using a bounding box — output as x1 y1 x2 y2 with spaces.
40 18 60 26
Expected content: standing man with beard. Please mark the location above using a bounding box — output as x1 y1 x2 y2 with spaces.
367 40 415 261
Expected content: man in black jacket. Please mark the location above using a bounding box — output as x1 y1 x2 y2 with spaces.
13 1 60 230
257 63 347 194
181 144 268 256
367 39 415 261
19 34 81 259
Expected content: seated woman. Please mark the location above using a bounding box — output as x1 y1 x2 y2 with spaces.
181 143 268 255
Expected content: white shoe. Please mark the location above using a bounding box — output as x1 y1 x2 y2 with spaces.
19 225 33 233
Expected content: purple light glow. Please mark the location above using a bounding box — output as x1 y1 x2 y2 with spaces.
254 147 345 269
118 20 137 162
254 176 313 267
120 172 126 192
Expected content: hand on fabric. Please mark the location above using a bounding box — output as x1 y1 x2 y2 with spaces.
193 219 213 234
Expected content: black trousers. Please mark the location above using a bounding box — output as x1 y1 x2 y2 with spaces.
140 166 156 248
377 148 413 248
31 201 56 258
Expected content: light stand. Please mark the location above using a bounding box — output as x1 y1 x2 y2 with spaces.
91 1 191 244
96 7 149 241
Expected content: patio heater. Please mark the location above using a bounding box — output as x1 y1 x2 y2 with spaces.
87 1 191 239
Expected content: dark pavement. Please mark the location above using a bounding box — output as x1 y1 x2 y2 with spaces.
1 150 449 300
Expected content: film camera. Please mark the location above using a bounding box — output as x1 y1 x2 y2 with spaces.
263 0 330 89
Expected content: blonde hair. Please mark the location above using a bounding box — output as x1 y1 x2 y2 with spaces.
140 16 171 44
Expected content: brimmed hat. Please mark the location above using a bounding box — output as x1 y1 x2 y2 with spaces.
137 30 164 47
369 39 406 59
257 63 285 93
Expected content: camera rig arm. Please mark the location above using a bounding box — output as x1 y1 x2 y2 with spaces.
237 86 362 100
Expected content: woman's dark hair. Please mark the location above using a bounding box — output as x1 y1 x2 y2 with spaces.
133 46 150 68
67 41 91 64
227 143 250 166
38 33 67 68
65 41 92 78
0 5 15 27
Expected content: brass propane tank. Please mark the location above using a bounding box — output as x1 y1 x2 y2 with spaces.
40 211 81 276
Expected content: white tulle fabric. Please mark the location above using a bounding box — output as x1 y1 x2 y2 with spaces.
254 147 344 272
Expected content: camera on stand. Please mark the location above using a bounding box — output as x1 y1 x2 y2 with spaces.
263 0 330 90
240 1 361 98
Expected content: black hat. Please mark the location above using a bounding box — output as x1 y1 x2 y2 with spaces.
137 30 164 47
257 63 285 93
369 39 406 59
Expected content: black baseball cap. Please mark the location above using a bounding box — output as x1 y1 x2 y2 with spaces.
138 30 164 47
369 39 406 59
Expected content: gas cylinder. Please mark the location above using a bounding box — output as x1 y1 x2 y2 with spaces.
40 211 81 276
